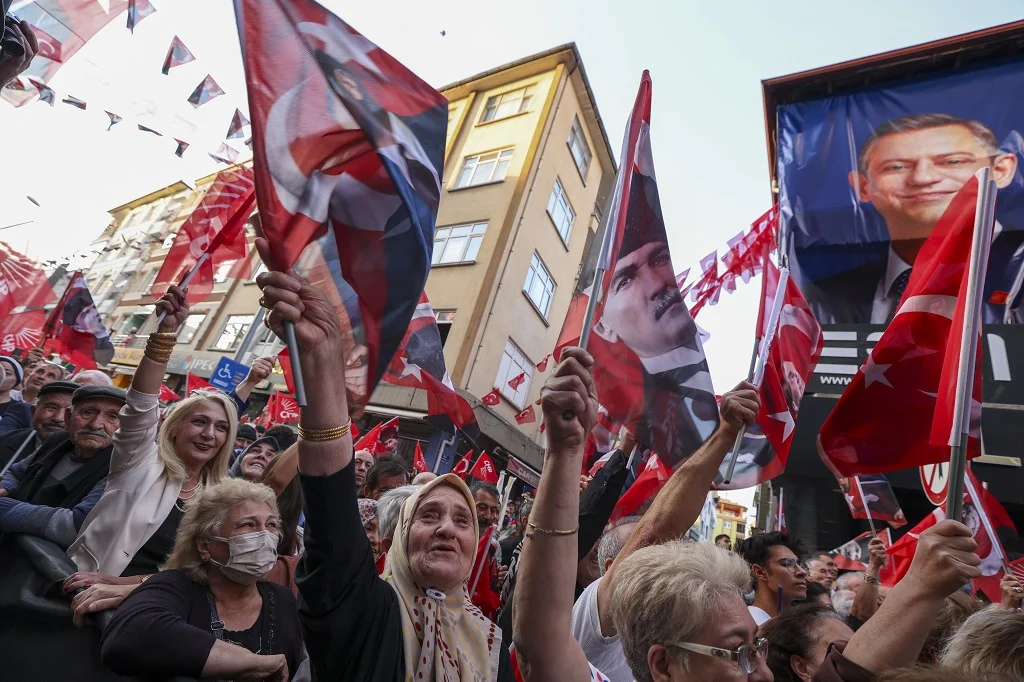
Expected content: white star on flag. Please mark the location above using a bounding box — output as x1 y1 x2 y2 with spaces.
769 411 795 441
399 357 423 380
861 354 893 388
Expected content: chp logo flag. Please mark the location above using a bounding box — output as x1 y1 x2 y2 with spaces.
555 71 718 470
469 451 499 484
839 474 907 528
3 1 130 107
831 528 893 572
42 272 113 369
382 293 476 427
152 167 256 305
717 257 823 489
270 392 300 423
159 384 181 402
0 309 46 354
0 242 56 317
413 441 428 474
818 177 984 477
235 0 446 419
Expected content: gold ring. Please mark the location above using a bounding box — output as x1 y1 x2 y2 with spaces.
259 296 267 308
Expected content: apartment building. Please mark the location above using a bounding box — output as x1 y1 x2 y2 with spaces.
714 497 749 547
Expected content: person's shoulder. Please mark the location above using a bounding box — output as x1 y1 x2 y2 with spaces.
261 579 298 606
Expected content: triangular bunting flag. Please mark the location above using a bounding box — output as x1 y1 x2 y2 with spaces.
162 36 195 75
187 74 225 108
226 108 250 139
105 111 122 130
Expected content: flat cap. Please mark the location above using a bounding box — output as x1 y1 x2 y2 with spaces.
71 385 127 406
236 424 258 442
38 381 80 399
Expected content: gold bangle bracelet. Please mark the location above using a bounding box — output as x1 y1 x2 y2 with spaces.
526 521 579 537
298 421 352 442
149 332 179 342
144 351 173 364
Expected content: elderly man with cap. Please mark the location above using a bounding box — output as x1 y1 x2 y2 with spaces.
0 356 32 434
0 380 79 472
0 385 125 548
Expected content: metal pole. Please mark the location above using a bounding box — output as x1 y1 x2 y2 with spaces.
283 321 307 407
947 169 997 524
723 268 790 484
233 307 267 363
854 475 877 537
0 430 38 479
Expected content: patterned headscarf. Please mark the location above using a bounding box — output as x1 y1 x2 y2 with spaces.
382 473 501 681
358 498 378 529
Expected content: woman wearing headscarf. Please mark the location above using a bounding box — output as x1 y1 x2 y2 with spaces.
256 256 513 681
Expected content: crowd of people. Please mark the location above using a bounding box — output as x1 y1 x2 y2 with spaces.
0 266 1020 680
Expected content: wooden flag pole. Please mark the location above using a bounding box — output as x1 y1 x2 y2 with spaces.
853 475 877 538
722 267 790 485
947 168 997 523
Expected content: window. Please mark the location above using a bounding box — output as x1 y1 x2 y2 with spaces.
480 85 535 123
546 178 575 243
161 192 188 221
722 521 732 530
250 261 269 282
212 314 254 351
161 232 177 249
736 524 746 535
496 339 533 408
568 117 592 180
455 149 513 188
436 310 456 347
523 253 556 318
178 313 207 344
212 261 234 284
239 324 285 365
433 222 487 265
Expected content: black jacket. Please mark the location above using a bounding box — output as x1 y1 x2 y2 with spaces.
11 432 112 509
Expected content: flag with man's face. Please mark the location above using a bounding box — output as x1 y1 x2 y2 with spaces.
235 0 447 419
557 71 716 470
838 474 907 528
43 272 113 369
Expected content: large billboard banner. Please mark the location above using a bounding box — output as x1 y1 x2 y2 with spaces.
777 57 1024 327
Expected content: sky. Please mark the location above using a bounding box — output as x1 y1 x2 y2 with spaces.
3 0 1024 509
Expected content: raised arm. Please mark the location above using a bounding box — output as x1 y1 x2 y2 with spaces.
596 382 760 636
512 348 598 682
829 520 981 676
233 356 276 404
850 536 885 621
255 239 351 477
132 286 190 396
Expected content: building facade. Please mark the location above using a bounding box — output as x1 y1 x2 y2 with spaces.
713 497 749 547
85 44 615 479
688 492 719 543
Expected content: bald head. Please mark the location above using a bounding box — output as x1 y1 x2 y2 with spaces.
412 471 437 484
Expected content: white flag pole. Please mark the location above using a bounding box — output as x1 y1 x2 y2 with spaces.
853 475 877 537
722 267 790 484
947 168 997 523
154 252 210 326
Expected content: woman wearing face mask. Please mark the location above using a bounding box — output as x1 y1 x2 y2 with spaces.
99 477 303 681
64 286 237 594
255 260 513 681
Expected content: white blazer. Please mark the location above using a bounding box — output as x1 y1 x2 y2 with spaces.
69 389 181 576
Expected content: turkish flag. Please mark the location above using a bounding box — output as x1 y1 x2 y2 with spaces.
451 450 473 479
270 391 300 423
719 258 822 489
514 406 535 425
31 25 63 63
186 372 212 395
159 384 181 402
469 526 501 619
413 441 428 474
886 469 1015 585
152 167 255 306
609 454 671 523
469 451 499 484
481 389 500 406
508 372 527 391
535 355 551 372
819 177 983 477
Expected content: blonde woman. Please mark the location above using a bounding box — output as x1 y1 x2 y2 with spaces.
100 477 302 681
64 286 238 593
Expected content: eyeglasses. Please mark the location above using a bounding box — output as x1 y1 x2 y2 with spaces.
671 637 768 674
769 558 808 573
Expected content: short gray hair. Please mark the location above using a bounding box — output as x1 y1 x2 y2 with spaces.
942 606 1024 679
72 369 114 386
597 516 641 576
610 541 751 682
832 589 856 619
835 572 862 592
377 484 421 542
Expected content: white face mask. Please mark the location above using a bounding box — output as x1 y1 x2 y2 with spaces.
208 530 278 585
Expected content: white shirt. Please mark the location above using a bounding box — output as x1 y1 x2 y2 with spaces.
748 605 772 626
571 577 635 682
